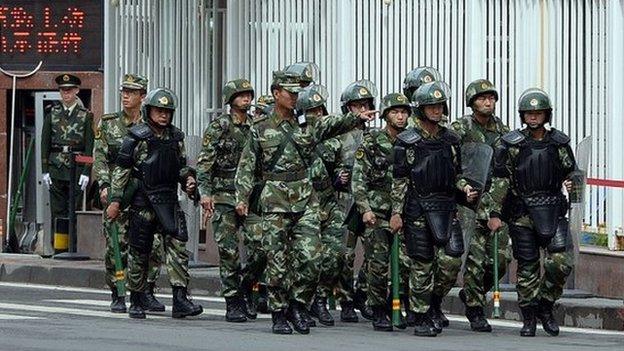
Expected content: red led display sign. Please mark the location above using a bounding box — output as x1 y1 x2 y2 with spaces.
0 1 102 71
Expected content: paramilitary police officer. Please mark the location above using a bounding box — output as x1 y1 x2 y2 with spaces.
295 84 349 327
335 80 378 323
490 88 577 337
402 66 442 127
253 94 275 120
197 78 259 322
451 79 511 332
390 81 478 337
41 74 94 239
235 71 376 335
106 88 203 320
93 74 165 313
352 93 413 332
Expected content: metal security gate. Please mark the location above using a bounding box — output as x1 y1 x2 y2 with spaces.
227 0 623 249
104 0 226 136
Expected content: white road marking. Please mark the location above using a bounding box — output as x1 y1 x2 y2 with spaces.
1 282 623 335
0 313 42 320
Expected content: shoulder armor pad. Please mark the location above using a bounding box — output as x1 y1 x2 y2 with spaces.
442 128 461 144
396 128 422 144
171 127 185 141
101 113 119 121
502 129 525 145
550 129 570 144
128 123 153 140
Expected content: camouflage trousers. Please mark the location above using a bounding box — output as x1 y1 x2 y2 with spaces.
510 221 574 307
462 218 511 307
335 229 369 303
315 198 347 299
406 217 463 313
261 203 323 311
126 207 190 292
102 210 164 291
211 204 266 297
241 212 267 292
361 217 411 307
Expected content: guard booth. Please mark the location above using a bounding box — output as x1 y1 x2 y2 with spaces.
0 0 105 255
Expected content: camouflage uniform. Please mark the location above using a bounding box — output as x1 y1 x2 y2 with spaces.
111 88 203 319
451 80 512 312
235 81 365 316
490 88 577 336
352 125 412 329
41 74 94 238
392 82 465 336
93 108 164 296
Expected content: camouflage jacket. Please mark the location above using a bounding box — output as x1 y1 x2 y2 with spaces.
489 128 577 224
93 110 141 191
235 111 363 213
450 114 510 220
109 123 193 203
197 113 253 206
391 120 464 215
309 135 347 203
41 102 94 181
352 128 395 219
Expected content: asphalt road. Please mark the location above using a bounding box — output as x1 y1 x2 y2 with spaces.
0 282 622 351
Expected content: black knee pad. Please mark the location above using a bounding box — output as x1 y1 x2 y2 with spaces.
404 219 434 261
510 224 539 262
128 209 156 254
547 217 571 253
444 217 464 257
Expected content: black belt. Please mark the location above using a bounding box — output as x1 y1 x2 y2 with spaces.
313 179 332 191
50 145 84 152
262 170 307 182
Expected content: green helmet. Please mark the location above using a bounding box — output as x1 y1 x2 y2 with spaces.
340 80 377 114
254 94 275 115
296 84 329 116
380 93 411 120
222 78 254 105
518 87 553 123
465 79 498 107
403 66 442 102
412 81 451 118
142 87 178 123
284 62 320 86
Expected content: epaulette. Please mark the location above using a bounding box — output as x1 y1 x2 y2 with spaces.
101 112 119 121
396 127 422 144
170 126 186 141
501 129 525 145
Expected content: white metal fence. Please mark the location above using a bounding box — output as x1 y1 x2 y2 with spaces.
105 0 624 249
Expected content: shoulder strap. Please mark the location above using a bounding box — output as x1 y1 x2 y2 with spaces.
502 129 525 145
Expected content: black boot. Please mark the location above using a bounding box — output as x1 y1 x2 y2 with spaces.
354 289 374 321
465 306 492 332
301 305 316 328
242 293 258 320
256 284 269 314
225 296 247 323
110 288 127 313
310 297 334 326
428 294 449 330
520 305 537 337
401 292 416 327
171 286 203 319
286 301 310 334
340 301 359 323
143 283 165 312
128 291 146 319
372 305 393 331
272 310 293 335
538 299 560 336
413 313 437 337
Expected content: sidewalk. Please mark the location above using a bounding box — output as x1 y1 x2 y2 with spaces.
1 253 622 331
